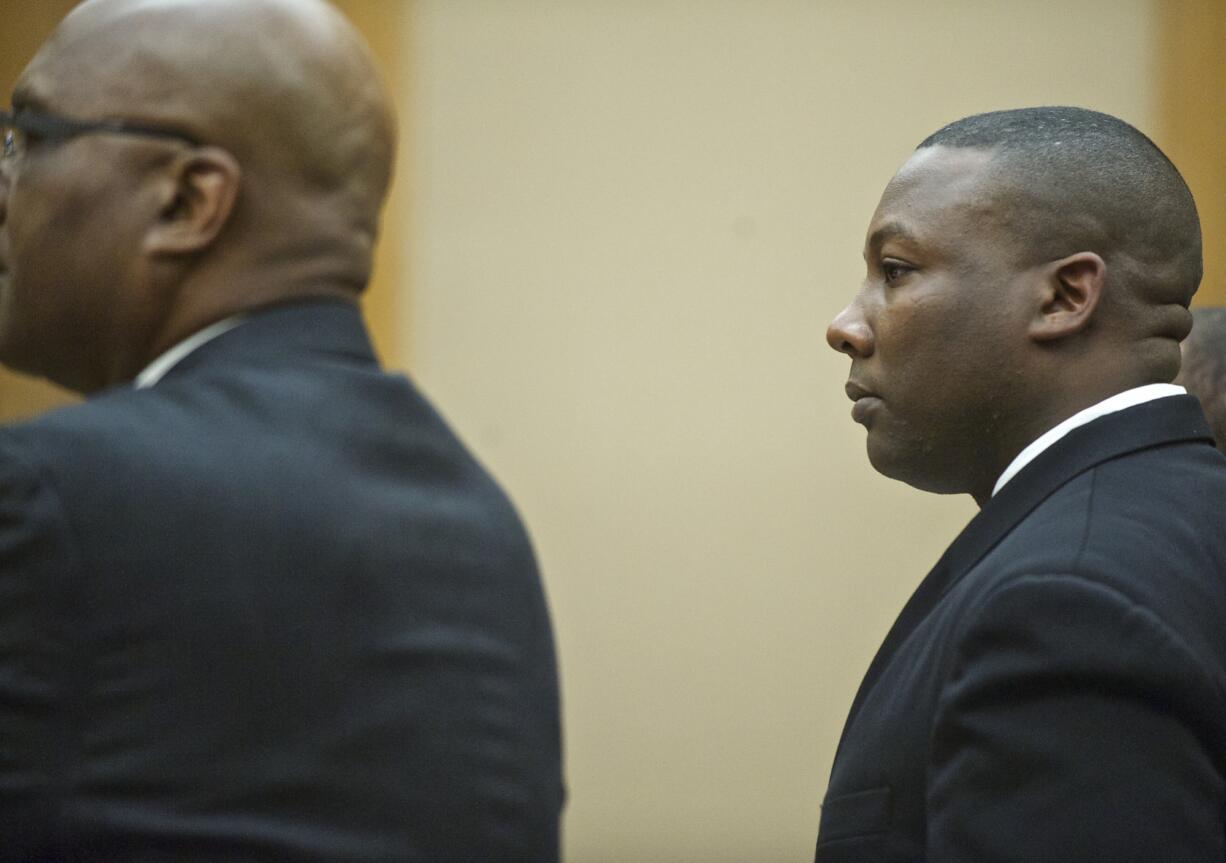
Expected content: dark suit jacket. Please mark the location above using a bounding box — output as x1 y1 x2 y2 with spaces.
816 395 1226 862
0 301 563 862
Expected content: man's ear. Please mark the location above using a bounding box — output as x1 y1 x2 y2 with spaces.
1028 251 1106 342
143 147 241 256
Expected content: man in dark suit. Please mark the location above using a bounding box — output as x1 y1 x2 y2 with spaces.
819 107 1226 861
1179 306 1226 452
0 0 562 859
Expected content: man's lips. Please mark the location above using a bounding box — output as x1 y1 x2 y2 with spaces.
844 381 881 424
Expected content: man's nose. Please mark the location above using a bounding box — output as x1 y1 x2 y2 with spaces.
826 301 874 358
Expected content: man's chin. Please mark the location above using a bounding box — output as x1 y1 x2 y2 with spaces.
0 324 21 375
0 326 54 387
866 436 964 495
866 439 911 484
866 434 909 480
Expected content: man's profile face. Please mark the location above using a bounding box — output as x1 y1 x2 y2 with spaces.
0 38 151 390
826 146 1037 499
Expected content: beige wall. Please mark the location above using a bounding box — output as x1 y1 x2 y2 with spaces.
406 2 1155 860
332 0 412 364
1158 0 1226 305
0 1 1196 860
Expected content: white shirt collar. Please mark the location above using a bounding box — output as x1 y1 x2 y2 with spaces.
133 316 246 389
991 383 1187 497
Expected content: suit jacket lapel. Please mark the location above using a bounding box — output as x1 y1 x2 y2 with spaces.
837 395 1214 745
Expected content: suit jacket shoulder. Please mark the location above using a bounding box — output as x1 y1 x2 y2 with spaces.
0 301 563 862
818 396 1226 863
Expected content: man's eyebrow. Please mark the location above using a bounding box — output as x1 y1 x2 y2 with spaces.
9 85 47 112
864 222 920 258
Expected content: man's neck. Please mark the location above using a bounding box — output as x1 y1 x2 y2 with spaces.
985 383 1187 502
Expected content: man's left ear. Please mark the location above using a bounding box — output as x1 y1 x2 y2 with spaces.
143 147 241 256
1028 251 1106 342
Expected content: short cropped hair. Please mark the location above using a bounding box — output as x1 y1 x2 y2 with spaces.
918 107 1202 308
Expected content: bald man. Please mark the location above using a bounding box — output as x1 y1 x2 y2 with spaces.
822 108 1226 861
0 1 562 860
1179 307 1226 451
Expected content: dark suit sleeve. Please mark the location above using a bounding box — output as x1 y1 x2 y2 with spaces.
0 434 79 851
927 574 1225 862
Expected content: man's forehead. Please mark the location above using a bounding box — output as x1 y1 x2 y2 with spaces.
9 80 43 112
865 146 1002 243
11 27 104 113
885 146 997 204
12 0 185 111
12 21 191 123
10 64 63 115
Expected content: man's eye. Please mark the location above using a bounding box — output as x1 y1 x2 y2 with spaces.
882 261 912 283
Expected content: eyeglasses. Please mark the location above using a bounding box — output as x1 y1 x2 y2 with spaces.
1 107 202 162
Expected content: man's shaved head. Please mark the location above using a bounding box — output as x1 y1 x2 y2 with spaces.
918 108 1201 302
2 0 398 392
1179 307 1226 452
23 0 396 242
919 107 1201 379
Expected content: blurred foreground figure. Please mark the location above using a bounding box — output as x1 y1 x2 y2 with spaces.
1179 306 1226 452
821 107 1226 862
0 0 562 859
